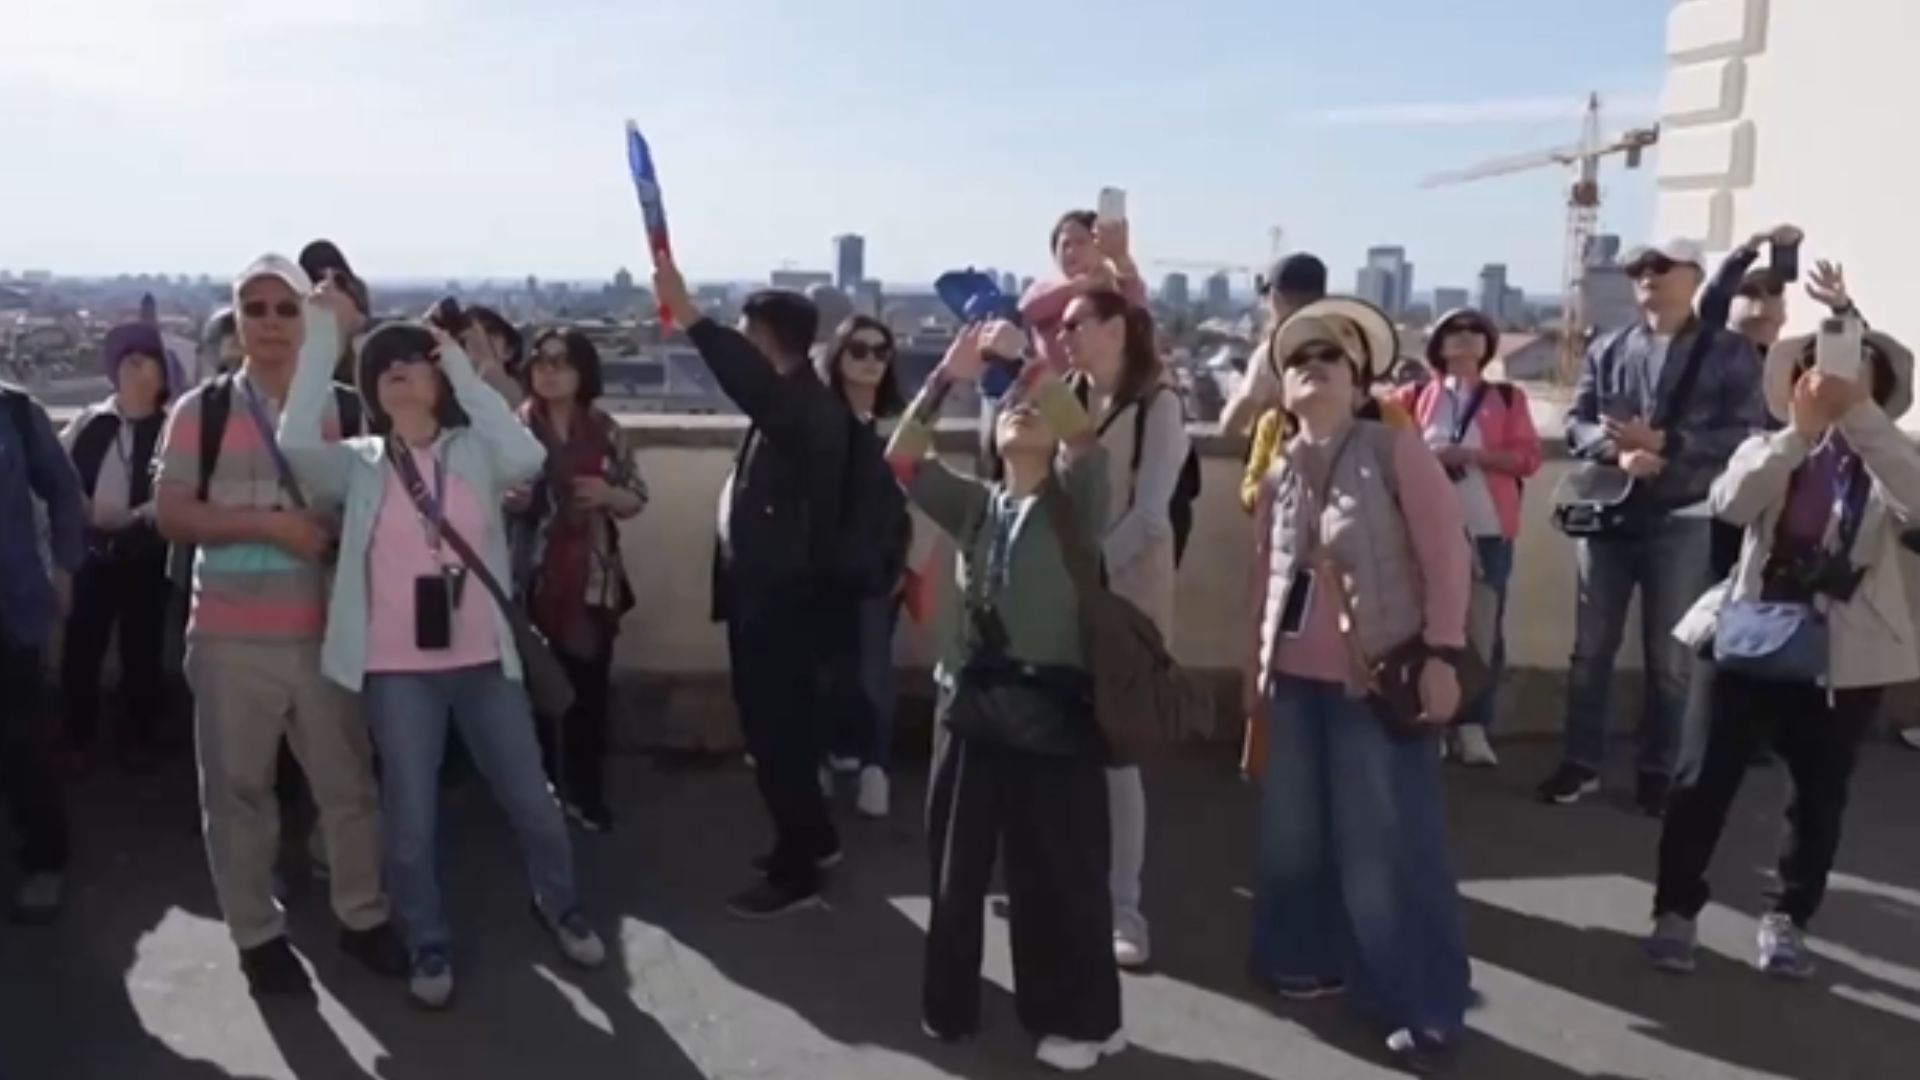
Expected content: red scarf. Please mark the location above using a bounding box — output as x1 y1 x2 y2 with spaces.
527 402 612 653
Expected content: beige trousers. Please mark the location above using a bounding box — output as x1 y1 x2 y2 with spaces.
187 638 388 948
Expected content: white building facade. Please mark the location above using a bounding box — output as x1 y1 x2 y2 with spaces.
1657 0 1920 351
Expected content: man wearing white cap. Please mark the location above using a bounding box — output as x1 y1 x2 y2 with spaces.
154 255 403 995
1542 238 1767 815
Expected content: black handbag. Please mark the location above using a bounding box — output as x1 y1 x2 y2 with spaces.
389 445 577 718
941 602 1102 758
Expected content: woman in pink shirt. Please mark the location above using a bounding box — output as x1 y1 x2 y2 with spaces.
1391 308 1542 767
1018 210 1149 369
1244 300 1474 1073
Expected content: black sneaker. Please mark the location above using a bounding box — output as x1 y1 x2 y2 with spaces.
240 936 313 998
1637 772 1672 818
1535 764 1601 806
750 848 844 876
726 879 825 920
339 921 409 979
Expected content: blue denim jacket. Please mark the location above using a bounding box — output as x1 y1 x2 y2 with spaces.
0 386 85 648
1565 318 1766 510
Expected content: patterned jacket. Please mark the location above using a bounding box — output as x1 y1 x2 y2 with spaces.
508 407 648 619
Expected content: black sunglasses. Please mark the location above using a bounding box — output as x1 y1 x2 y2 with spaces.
1627 257 1678 280
1284 345 1349 369
241 299 302 320
842 340 893 362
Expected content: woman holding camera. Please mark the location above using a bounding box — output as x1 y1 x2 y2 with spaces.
1244 300 1473 1073
280 285 605 1009
1648 321 1919 981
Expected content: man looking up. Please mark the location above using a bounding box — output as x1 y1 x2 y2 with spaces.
1219 253 1329 436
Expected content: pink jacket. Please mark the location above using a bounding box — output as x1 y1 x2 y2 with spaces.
1018 275 1150 369
1392 379 1542 539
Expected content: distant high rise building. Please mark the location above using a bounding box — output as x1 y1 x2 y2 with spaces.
771 269 834 292
1363 246 1413 317
1019 276 1036 296
1504 286 1529 327
613 267 634 293
1478 264 1510 324
1001 272 1019 298
853 280 884 318
1585 233 1623 268
1161 272 1191 311
1433 287 1470 314
833 234 866 291
1204 271 1232 317
1356 266 1394 312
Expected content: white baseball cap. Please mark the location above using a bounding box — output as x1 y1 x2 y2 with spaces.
1623 238 1706 272
232 253 313 301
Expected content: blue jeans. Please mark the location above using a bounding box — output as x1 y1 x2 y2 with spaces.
365 664 580 957
1459 537 1514 731
1563 517 1711 777
1251 677 1471 1037
857 595 900 767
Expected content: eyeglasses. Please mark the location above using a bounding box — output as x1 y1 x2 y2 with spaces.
241 300 302 320
843 341 893 362
1627 258 1677 281
1284 345 1349 369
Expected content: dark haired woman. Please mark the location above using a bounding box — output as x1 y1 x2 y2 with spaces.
465 305 527 407
1020 210 1147 370
59 322 186 768
1391 308 1541 767
818 316 909 817
1649 322 1920 981
1057 288 1189 971
509 329 648 833
280 286 605 1009
1245 301 1473 1072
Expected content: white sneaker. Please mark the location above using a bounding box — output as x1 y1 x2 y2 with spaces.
1113 929 1151 970
1036 1031 1127 1072
826 755 861 773
857 766 890 819
1454 726 1500 767
547 909 607 969
408 950 455 1009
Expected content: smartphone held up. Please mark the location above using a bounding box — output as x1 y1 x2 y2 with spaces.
1097 186 1127 225
1816 315 1865 383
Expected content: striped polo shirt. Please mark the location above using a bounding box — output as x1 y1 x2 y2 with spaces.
157 375 345 642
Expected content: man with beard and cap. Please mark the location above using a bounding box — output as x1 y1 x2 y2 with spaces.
154 254 403 996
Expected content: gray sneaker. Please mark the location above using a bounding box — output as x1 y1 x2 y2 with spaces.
1757 913 1816 979
10 873 64 924
1644 913 1697 974
409 950 454 1009
548 908 607 969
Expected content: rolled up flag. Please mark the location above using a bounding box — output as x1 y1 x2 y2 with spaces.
625 120 674 326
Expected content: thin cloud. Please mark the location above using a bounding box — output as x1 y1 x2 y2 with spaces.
1300 92 1659 129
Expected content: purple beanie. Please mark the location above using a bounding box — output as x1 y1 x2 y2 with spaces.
101 322 182 392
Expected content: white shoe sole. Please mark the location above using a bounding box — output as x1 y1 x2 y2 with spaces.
1037 1032 1128 1072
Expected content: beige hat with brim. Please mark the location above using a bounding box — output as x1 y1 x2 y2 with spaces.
1268 296 1400 385
1763 329 1916 423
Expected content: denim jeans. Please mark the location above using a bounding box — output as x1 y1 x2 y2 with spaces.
1252 677 1471 1038
365 664 580 957
1458 536 1514 732
857 595 900 767
1563 516 1711 778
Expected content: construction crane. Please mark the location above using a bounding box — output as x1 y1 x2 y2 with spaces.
1420 93 1659 381
1152 259 1258 276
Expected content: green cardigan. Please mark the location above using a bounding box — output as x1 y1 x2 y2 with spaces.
910 446 1109 678
279 312 547 692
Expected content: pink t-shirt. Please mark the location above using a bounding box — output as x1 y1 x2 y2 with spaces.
365 446 501 673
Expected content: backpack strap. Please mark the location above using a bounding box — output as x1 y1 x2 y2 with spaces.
197 374 235 502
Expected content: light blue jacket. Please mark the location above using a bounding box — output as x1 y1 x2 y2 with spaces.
279 308 547 692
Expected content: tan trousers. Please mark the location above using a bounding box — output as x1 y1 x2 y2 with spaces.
187 638 388 948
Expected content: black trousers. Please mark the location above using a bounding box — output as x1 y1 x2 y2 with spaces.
1656 669 1878 928
60 552 172 751
922 734 1119 1042
727 602 843 892
0 641 70 874
538 647 614 812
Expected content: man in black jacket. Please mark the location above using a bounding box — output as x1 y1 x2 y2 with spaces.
656 256 850 918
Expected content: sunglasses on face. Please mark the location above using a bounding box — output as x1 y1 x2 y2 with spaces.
843 340 893 362
242 299 302 320
1284 345 1348 370
1628 258 1677 281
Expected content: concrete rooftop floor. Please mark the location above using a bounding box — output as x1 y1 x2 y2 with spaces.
5 739 1918 1079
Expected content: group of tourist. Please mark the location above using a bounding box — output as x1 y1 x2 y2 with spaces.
0 206 1915 1075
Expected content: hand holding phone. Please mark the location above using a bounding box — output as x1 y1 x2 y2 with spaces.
1816 316 1864 383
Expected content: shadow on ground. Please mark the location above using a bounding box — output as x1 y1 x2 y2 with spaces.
3 737 1916 1078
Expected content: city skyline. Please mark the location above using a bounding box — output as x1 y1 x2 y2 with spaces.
1 1 1664 293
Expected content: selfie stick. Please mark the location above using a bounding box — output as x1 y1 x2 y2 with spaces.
625 120 674 328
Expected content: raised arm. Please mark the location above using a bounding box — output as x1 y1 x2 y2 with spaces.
1839 395 1920 524
1700 241 1763 333
278 295 358 503
432 327 547 490
889 328 990 540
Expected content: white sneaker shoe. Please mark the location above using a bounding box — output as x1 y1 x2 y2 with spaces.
1454 726 1500 767
826 755 861 773
1036 1031 1127 1072
857 766 890 819
1113 929 1151 970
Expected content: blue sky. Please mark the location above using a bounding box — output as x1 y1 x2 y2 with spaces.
0 0 1667 296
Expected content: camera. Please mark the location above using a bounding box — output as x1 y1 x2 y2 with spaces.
428 297 470 336
1764 549 1865 604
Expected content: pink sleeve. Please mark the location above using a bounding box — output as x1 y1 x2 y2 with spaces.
1390 429 1472 649
1120 274 1148 309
